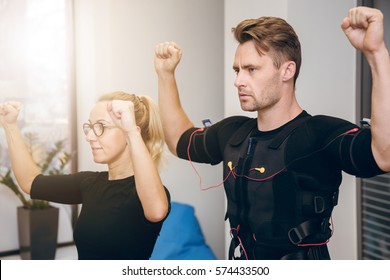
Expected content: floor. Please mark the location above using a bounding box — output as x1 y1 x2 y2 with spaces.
0 245 78 260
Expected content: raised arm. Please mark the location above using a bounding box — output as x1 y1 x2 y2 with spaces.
107 100 169 223
154 42 194 155
341 7 390 171
0 102 41 194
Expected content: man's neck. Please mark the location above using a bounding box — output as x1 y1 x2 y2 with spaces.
257 101 302 131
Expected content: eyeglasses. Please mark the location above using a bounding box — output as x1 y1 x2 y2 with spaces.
82 122 116 137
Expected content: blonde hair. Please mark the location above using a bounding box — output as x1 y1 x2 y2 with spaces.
98 91 165 167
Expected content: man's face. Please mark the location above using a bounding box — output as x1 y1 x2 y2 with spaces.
233 40 284 113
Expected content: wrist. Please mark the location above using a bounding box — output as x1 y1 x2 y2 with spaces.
157 70 176 80
364 43 389 64
126 127 142 140
2 122 20 132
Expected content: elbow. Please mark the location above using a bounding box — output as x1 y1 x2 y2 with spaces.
18 179 33 195
372 143 390 172
19 173 41 195
167 144 178 156
19 185 32 196
165 137 178 156
377 160 390 173
145 202 169 223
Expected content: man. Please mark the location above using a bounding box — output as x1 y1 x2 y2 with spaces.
154 7 390 259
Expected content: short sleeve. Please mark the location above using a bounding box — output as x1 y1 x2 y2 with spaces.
30 172 87 204
176 116 252 165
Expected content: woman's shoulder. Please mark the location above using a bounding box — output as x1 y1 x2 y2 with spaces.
74 170 109 184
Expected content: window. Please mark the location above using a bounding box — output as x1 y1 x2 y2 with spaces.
0 0 76 255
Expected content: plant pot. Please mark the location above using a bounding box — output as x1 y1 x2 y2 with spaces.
17 206 59 260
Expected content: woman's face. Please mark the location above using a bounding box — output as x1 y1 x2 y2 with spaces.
85 101 128 165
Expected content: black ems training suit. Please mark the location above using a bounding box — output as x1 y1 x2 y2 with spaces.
176 111 384 260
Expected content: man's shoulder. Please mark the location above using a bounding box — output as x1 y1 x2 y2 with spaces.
216 115 256 130
222 115 254 123
309 114 356 127
215 116 257 146
303 114 359 139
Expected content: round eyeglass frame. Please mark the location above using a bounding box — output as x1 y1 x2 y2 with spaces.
82 122 116 137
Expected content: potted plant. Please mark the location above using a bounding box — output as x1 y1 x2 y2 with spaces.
0 133 72 260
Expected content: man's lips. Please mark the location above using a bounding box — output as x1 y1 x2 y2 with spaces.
239 93 251 100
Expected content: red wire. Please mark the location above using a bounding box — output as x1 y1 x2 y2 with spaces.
187 128 232 191
187 128 204 188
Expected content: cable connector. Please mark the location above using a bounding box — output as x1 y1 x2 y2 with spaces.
360 118 371 127
202 118 212 127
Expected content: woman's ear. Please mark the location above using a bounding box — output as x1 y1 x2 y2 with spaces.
282 61 296 82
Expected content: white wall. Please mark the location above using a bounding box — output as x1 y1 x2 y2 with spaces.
224 0 359 259
74 0 226 259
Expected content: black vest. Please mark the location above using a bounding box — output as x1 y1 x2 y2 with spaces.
223 116 339 259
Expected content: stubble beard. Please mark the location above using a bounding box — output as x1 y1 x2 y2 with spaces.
240 93 280 113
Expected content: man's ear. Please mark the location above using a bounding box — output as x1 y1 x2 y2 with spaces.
282 61 296 82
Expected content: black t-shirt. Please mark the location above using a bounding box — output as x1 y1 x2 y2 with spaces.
31 171 170 260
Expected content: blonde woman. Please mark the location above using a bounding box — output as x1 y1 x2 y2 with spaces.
0 92 170 260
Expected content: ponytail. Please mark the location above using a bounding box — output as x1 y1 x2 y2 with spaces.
138 95 165 168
